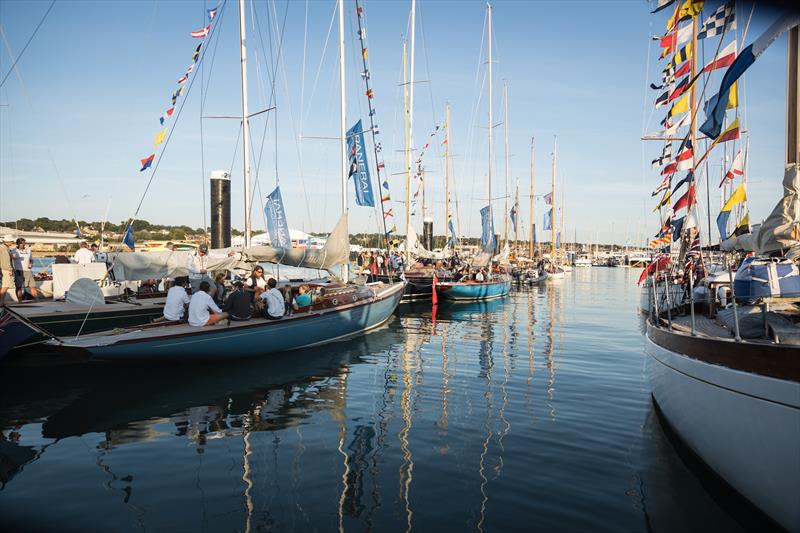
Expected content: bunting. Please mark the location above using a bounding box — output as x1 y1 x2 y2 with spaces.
697 1 735 40
673 182 695 212
716 183 747 239
651 141 672 168
719 149 744 187
191 25 210 39
701 40 736 73
654 188 672 211
732 213 750 237
701 11 800 140
140 154 155 172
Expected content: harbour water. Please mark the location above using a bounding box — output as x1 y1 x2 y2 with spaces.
0 268 775 532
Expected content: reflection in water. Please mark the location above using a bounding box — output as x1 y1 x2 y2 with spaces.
0 271 767 532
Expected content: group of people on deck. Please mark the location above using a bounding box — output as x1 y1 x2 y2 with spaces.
160 263 314 327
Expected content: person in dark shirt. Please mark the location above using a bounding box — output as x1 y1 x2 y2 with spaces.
222 281 252 321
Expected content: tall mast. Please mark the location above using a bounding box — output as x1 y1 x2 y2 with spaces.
338 0 348 281
529 136 535 258
514 177 519 253
560 173 565 256
238 0 252 247
487 2 493 254
445 103 451 244
503 80 510 248
551 137 556 263
409 0 418 222
689 12 698 245
403 38 410 260
788 26 799 166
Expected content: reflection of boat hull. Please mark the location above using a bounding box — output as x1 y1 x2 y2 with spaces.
436 278 511 301
377 272 434 300
645 322 800 531
51 283 405 361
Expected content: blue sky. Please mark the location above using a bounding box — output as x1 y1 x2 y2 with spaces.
0 0 791 245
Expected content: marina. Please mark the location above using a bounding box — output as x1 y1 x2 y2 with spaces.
0 269 782 532
1 0 799 531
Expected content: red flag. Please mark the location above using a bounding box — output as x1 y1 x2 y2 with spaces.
702 41 736 73
637 263 653 285
719 149 744 187
432 273 438 305
191 25 210 38
673 183 695 211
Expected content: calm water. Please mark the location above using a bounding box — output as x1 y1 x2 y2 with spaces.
0 268 774 532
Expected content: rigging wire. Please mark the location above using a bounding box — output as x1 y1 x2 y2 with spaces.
0 0 55 90
200 0 208 237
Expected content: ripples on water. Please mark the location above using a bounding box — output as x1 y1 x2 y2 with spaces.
0 269 774 532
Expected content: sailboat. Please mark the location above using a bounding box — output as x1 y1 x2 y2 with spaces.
643 8 799 531
436 2 511 302
27 0 404 361
543 138 565 280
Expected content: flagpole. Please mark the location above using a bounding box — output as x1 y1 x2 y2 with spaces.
338 0 349 282
514 177 519 254
238 0 252 248
529 136 535 259
409 0 418 225
789 26 799 166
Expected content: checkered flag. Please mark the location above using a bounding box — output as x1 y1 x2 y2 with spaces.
697 1 736 40
651 141 673 168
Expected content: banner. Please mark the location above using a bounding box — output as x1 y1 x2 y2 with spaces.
543 208 553 231
480 205 495 253
264 186 291 248
448 219 457 246
346 119 375 207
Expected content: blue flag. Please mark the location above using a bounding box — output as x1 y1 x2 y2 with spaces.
700 11 800 139
531 223 536 246
448 219 457 246
264 186 291 248
480 205 495 253
543 208 553 231
346 120 375 207
510 205 517 234
123 226 135 251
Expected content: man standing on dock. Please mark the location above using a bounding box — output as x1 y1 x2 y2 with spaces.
0 235 14 307
11 238 38 302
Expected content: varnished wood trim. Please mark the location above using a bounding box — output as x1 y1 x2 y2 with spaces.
647 322 800 382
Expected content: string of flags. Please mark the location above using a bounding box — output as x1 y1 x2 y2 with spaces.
410 123 443 215
355 1 397 239
138 6 218 174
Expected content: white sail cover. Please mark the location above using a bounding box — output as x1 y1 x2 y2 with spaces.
496 243 511 265
722 164 800 257
471 252 493 268
243 214 350 270
111 250 247 281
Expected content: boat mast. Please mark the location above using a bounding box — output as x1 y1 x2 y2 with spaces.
445 103 451 246
487 2 493 256
560 172 565 257
503 80 509 248
403 38 410 261
529 136 535 258
238 0 252 247
514 177 519 253
409 0 418 222
551 136 556 263
788 26 799 166
338 0 348 281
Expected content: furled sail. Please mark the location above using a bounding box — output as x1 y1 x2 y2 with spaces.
111 250 247 281
722 164 800 258
243 214 350 270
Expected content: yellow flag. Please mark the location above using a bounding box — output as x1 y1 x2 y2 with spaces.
721 183 746 212
678 0 704 19
654 189 672 211
726 81 738 109
671 93 689 116
154 129 167 148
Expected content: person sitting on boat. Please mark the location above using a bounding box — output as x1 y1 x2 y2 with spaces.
292 284 312 312
73 241 94 265
158 276 191 322
188 280 228 327
244 266 267 299
222 280 252 321
186 244 216 296
475 268 485 282
213 272 227 307
260 277 285 320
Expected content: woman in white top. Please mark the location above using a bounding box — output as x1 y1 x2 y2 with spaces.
244 266 267 297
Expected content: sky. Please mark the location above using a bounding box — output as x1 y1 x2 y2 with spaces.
0 0 793 246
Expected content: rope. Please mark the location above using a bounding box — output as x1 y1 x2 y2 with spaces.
0 0 55 90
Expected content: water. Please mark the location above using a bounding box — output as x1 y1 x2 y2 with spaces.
0 268 775 532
